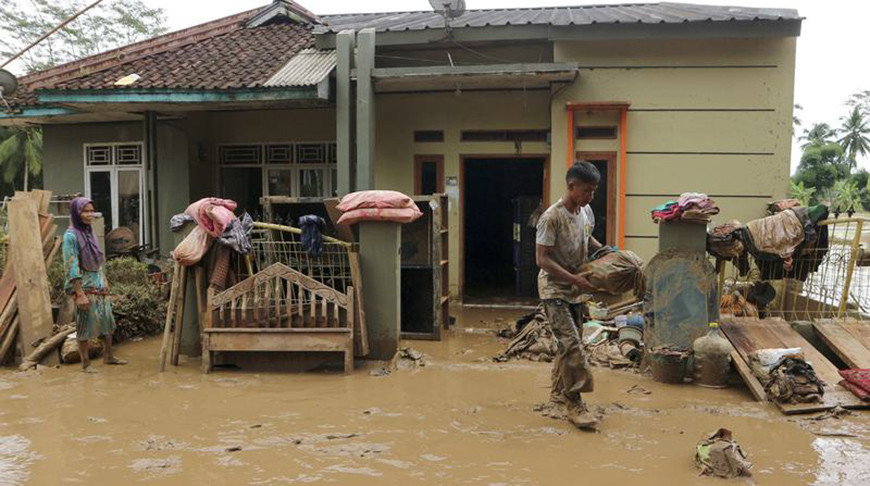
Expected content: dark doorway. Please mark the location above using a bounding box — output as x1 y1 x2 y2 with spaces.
576 152 615 246
463 157 545 303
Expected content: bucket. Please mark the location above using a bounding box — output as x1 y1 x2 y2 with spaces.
618 326 643 346
650 347 690 384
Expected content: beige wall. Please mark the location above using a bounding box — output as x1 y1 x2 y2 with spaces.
375 91 551 295
551 36 797 263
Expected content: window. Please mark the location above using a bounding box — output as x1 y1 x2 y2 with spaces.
414 130 444 143
460 129 549 143
414 155 444 195
219 142 337 212
576 126 617 140
84 143 146 245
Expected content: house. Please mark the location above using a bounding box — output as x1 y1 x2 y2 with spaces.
0 0 802 303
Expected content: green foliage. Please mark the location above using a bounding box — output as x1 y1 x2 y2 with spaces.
789 180 816 206
846 90 870 115
0 127 43 191
792 143 850 194
105 257 166 342
830 179 864 215
799 122 838 150
838 106 870 165
0 0 167 73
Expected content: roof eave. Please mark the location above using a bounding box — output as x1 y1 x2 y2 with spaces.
315 18 802 49
36 87 328 105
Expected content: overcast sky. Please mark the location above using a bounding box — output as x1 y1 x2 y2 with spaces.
15 0 870 171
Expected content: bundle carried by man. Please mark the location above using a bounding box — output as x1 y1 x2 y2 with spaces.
577 246 645 296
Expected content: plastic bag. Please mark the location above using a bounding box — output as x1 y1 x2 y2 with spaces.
337 206 423 225
172 226 213 266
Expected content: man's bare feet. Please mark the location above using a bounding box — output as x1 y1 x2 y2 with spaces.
103 357 128 365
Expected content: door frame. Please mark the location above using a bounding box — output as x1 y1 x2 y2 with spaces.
576 151 617 246
458 153 550 301
413 154 445 195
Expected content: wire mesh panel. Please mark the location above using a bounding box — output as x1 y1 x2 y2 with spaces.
718 218 868 321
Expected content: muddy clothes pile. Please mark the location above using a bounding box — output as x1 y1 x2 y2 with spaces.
707 202 829 282
694 428 753 479
494 306 557 362
762 357 825 404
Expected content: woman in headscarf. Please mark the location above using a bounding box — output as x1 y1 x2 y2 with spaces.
62 197 126 372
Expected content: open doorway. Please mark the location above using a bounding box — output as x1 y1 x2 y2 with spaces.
463 156 546 304
576 151 617 246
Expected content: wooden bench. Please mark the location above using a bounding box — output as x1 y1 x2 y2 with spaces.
201 262 354 374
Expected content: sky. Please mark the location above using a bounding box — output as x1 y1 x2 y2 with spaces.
8 0 870 171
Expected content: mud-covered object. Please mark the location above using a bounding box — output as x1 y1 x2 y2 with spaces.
695 428 753 479
494 305 557 362
765 357 825 404
579 246 645 296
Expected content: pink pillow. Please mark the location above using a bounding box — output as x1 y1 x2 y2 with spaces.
337 190 414 212
337 206 423 225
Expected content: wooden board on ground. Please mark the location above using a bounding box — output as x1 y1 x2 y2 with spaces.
8 197 57 366
729 347 768 403
721 317 868 414
348 251 369 357
813 318 870 370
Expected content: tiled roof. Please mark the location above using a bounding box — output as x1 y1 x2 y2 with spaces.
316 2 801 34
53 22 313 91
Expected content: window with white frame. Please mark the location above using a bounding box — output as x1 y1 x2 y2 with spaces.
83 142 146 246
218 142 337 214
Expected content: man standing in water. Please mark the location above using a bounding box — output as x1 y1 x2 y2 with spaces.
535 161 602 429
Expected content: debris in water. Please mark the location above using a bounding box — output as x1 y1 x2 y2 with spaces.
807 406 852 421
626 384 652 395
225 446 243 452
398 347 427 368
694 428 753 479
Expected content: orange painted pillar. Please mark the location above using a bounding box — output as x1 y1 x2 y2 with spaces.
619 108 628 249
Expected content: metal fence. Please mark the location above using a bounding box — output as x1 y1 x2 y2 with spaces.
718 217 870 321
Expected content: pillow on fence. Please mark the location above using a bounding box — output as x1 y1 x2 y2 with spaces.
337 190 414 212
337 206 423 225
185 197 238 237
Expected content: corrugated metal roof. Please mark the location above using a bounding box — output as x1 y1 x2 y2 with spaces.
315 2 801 34
264 48 336 87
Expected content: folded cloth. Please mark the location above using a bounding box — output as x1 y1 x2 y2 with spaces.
767 199 802 215
839 380 870 401
651 202 681 223
185 198 238 237
337 190 414 212
337 206 423 225
217 212 254 255
838 369 870 394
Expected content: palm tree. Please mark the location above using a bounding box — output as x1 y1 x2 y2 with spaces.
0 127 43 192
799 122 838 149
838 107 870 166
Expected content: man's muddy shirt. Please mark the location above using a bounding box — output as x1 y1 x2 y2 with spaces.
536 200 595 303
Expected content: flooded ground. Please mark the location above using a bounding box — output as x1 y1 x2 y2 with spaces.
1 306 869 485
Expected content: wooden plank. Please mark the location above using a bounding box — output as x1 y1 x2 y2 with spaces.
721 317 867 414
348 251 370 357
206 330 350 352
159 264 181 372
813 318 870 369
730 347 768 403
8 198 57 366
31 190 52 213
0 316 19 364
170 266 188 366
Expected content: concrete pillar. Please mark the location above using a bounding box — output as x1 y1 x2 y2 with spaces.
336 30 356 197
359 221 401 360
658 221 707 253
355 28 376 191
173 222 201 357
143 111 158 248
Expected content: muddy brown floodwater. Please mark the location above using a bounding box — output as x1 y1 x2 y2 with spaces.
1 306 869 485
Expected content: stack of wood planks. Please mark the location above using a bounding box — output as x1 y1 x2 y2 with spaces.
0 190 63 367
